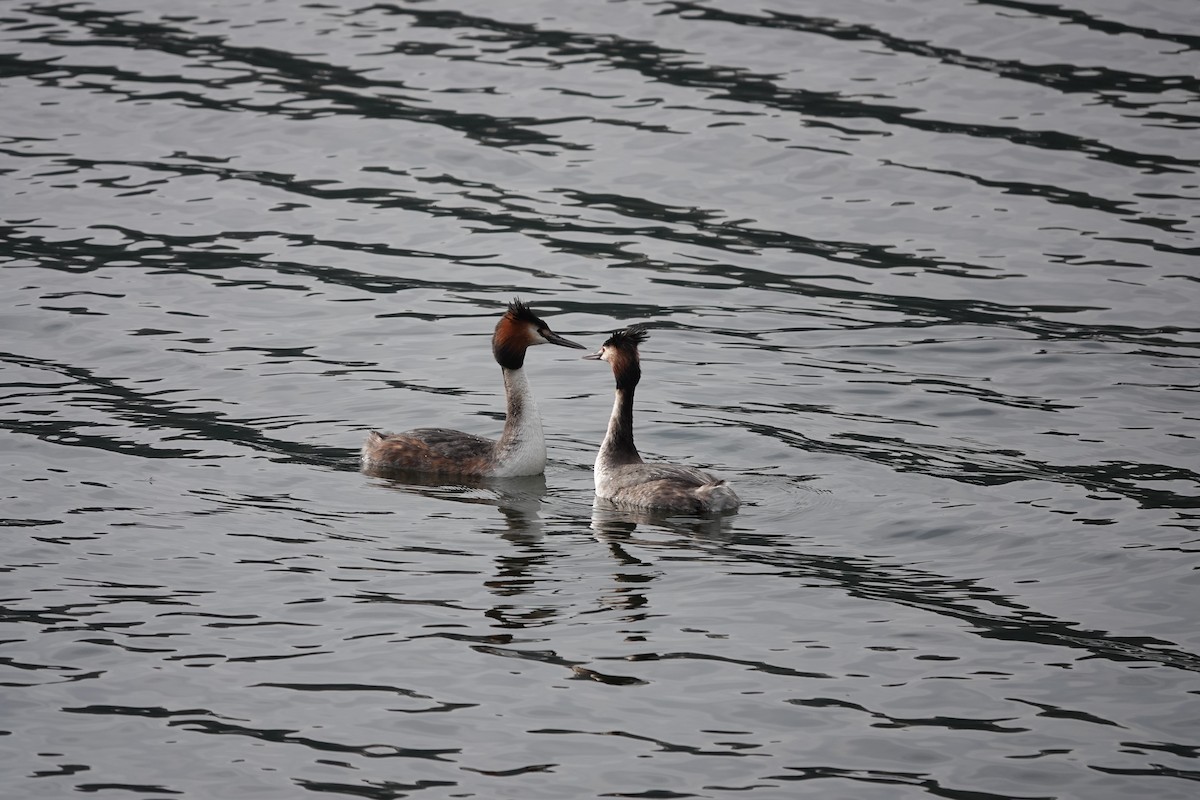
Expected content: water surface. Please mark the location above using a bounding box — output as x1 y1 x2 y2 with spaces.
2 1 1199 798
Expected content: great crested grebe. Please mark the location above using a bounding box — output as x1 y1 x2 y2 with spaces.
584 325 740 513
362 299 585 477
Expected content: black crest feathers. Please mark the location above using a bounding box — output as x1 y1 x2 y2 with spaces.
604 324 649 351
506 297 541 325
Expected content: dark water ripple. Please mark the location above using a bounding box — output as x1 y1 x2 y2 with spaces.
3 0 1200 798
666 2 1200 103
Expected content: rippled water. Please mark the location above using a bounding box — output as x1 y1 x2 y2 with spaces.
3 1 1199 798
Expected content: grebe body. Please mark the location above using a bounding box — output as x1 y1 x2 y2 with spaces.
584 326 739 513
362 299 584 477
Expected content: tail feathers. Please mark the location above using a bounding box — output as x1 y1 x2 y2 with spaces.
361 429 387 462
695 480 740 512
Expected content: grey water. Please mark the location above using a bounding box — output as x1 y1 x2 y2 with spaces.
2 0 1198 798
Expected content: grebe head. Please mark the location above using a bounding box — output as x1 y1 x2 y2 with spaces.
583 324 647 391
493 298 585 369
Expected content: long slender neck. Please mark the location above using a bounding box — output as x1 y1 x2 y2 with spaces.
494 366 546 474
599 385 641 465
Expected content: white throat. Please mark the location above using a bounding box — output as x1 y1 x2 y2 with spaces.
594 392 623 486
493 366 547 477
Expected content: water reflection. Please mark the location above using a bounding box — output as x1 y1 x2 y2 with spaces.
363 466 549 539
589 497 740 544
590 495 1200 677
4 0 1199 797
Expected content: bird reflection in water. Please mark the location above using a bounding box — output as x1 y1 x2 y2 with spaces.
589 496 740 546
362 463 548 541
